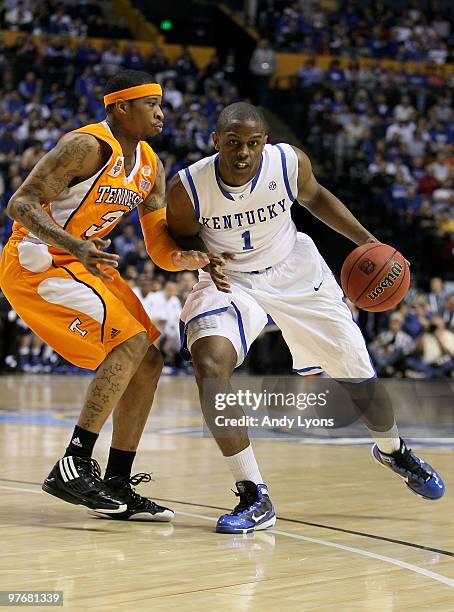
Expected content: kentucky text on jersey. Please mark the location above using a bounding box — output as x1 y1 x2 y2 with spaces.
95 185 144 210
201 198 287 229
179 143 299 271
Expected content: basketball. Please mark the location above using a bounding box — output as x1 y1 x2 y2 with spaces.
341 243 410 312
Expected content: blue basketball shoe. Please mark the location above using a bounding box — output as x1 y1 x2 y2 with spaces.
216 481 276 534
372 438 445 500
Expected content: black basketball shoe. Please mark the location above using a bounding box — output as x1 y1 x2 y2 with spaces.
90 473 174 521
42 456 127 513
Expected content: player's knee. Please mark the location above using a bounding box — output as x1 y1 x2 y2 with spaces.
193 357 225 382
121 331 150 360
192 349 231 382
138 345 164 379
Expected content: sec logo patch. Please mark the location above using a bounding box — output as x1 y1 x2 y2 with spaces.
142 165 152 177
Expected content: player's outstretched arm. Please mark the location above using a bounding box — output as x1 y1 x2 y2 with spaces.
291 145 378 246
166 173 232 292
138 158 209 271
7 133 120 280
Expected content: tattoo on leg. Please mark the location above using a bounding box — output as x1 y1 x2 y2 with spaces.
81 360 129 429
109 382 120 394
80 401 105 430
92 385 102 398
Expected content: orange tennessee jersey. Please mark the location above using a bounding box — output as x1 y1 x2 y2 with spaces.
11 121 157 247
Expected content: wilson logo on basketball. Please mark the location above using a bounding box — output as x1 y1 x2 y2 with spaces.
359 259 376 275
367 262 403 300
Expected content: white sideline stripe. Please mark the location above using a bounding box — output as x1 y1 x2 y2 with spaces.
0 486 453 588
173 511 454 588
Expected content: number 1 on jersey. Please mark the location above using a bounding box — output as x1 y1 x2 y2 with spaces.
241 230 253 251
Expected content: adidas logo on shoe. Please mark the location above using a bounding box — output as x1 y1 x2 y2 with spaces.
110 328 120 339
71 437 82 447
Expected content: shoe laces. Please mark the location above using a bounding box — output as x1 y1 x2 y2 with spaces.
232 489 258 515
393 446 431 482
77 457 102 481
118 473 156 505
129 472 152 487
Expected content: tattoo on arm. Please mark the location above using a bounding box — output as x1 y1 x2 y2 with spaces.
8 134 103 254
139 158 166 216
14 203 82 255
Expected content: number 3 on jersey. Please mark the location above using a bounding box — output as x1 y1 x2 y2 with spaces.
84 210 124 238
241 230 254 251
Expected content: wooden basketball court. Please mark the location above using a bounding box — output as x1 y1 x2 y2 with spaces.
1 374 453 610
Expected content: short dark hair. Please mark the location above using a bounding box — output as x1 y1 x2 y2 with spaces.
216 102 268 133
104 69 157 112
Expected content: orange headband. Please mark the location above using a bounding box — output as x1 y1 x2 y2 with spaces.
104 83 163 107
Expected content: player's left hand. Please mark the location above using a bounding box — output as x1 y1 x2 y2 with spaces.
172 250 210 270
205 252 235 293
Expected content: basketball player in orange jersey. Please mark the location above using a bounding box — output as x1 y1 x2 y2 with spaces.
0 70 210 520
168 103 445 533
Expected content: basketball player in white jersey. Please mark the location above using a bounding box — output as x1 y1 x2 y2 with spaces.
167 103 444 533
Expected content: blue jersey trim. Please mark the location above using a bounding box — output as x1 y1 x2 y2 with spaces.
179 307 229 361
214 153 264 200
184 167 201 219
186 307 229 327
214 156 235 201
231 301 248 357
293 365 323 373
275 144 295 202
250 153 263 193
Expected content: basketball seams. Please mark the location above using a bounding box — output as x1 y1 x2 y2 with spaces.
344 243 384 295
352 249 398 303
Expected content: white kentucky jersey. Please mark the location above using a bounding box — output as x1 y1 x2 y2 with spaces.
178 143 299 271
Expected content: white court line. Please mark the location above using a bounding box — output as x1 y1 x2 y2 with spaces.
1 485 454 588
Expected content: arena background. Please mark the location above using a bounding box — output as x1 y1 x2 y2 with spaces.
0 0 452 379
0 1 454 610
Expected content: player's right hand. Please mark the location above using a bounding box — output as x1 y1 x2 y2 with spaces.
73 238 120 281
205 252 235 293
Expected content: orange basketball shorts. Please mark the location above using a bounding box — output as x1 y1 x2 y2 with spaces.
0 239 160 370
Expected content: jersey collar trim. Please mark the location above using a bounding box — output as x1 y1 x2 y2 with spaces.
124 143 141 184
214 153 264 201
101 120 141 184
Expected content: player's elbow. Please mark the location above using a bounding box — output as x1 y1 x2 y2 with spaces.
6 196 20 221
298 183 324 211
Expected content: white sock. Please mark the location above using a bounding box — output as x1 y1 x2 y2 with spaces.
370 422 401 454
224 444 264 485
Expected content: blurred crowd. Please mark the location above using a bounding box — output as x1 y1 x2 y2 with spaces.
247 0 453 60
0 0 132 39
350 277 454 378
291 58 454 284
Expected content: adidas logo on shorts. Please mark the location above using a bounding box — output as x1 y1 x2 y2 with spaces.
110 328 120 339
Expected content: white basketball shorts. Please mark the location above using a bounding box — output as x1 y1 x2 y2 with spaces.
180 233 376 380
